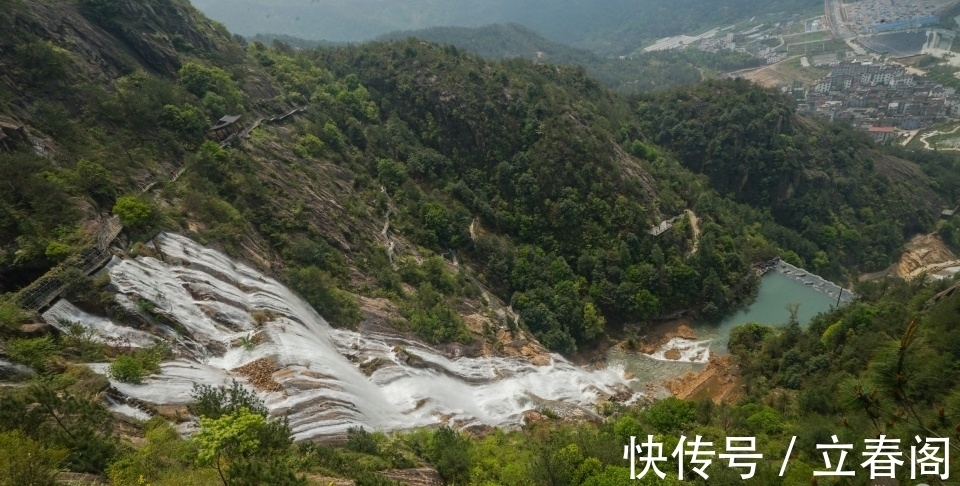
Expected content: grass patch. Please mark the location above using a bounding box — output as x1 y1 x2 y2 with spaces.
785 38 847 56
782 30 834 44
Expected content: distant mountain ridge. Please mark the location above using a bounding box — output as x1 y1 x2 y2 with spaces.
378 23 598 64
190 0 821 55
377 23 763 93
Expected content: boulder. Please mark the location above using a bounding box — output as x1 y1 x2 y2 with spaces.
18 323 60 338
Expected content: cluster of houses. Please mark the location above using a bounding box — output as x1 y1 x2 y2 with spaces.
697 31 789 64
795 60 959 137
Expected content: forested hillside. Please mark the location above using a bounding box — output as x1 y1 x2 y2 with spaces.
191 0 820 54
0 0 822 357
3 0 960 484
378 23 763 94
637 80 958 279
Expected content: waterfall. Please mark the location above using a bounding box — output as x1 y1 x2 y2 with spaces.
44 233 635 440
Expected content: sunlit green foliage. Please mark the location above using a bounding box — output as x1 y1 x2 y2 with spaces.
112 196 155 229
108 344 166 384
189 382 305 486
0 430 66 486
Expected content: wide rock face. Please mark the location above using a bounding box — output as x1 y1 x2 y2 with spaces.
45 233 635 440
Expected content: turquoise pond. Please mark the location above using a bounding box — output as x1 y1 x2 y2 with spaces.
606 271 841 393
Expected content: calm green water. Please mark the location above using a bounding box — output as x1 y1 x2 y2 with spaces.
693 271 838 354
607 271 840 394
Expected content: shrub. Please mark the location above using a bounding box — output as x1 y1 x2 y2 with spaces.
189 380 267 419
61 322 107 362
108 344 165 384
294 134 325 158
14 39 68 85
112 196 154 229
288 266 362 329
44 240 72 263
0 300 30 335
0 430 66 486
7 336 60 372
346 427 379 455
107 355 146 383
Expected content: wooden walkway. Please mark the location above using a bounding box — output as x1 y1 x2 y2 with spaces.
13 105 308 312
221 105 306 147
15 217 122 311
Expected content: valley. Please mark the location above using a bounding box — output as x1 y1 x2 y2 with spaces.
2 0 960 484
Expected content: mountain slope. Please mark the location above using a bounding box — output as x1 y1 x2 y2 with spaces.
637 79 951 277
4 0 960 483
1 0 951 353
2 0 767 357
377 23 763 93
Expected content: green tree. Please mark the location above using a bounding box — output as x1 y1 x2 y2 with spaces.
190 383 304 486
194 407 267 485
179 62 236 100
288 265 362 328
160 104 209 142
112 195 154 229
428 426 472 485
73 159 114 205
645 397 696 433
582 302 605 340
0 385 116 473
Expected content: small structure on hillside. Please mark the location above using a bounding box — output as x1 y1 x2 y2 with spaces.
208 115 244 142
867 125 895 142
647 220 673 236
942 208 957 219
647 213 685 236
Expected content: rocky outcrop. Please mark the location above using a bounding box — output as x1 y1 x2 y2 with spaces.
303 468 442 486
0 359 35 380
17 322 60 338
10 0 138 82
57 473 106 484
115 25 181 76
380 467 443 486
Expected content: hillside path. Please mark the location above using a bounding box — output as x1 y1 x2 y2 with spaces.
685 209 700 254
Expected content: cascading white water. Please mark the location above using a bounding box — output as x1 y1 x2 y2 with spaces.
44 233 635 440
644 337 711 364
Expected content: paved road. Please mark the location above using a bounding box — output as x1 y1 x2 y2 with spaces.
825 0 856 40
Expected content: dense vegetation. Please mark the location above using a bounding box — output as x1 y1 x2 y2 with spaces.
3 0 960 485
2 0 956 351
378 23 763 94
6 275 960 485
636 79 955 279
191 0 820 54
1 0 801 354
